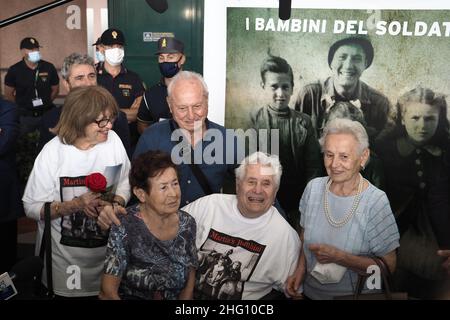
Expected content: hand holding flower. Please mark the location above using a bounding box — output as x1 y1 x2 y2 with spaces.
76 191 102 218
85 172 107 193
85 172 116 202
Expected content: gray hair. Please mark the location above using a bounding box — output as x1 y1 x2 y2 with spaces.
235 151 282 188
167 71 209 99
61 53 95 80
319 118 369 154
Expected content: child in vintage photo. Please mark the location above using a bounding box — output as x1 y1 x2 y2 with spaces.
251 54 321 227
375 86 450 299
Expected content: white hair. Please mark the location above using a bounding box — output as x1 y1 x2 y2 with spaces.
167 70 209 99
235 151 282 188
319 118 369 154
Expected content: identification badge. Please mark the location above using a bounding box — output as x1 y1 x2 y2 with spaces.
0 272 18 300
32 98 44 107
121 89 130 97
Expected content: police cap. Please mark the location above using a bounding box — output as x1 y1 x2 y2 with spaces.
100 28 125 46
155 37 184 55
20 37 41 50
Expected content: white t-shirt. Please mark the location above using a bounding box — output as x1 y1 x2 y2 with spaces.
182 194 301 300
23 131 130 297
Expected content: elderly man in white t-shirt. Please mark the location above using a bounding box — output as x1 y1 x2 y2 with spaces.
182 151 301 300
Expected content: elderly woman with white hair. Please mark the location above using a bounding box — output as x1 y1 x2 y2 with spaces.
182 151 301 300
286 118 400 300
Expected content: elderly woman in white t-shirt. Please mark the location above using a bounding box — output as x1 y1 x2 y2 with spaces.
286 118 400 300
23 86 130 298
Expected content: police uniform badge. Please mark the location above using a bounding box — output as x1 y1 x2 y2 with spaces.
112 31 118 39
162 38 167 47
30 38 35 44
39 72 49 83
119 84 132 97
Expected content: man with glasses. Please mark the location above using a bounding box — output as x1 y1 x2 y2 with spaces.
37 53 131 157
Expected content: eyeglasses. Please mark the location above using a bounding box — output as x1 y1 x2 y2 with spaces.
94 117 115 128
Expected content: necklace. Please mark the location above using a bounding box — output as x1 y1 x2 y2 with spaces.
323 174 363 228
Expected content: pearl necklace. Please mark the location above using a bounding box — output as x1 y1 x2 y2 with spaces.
323 174 363 228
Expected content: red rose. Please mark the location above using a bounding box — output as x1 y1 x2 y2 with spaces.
85 172 107 193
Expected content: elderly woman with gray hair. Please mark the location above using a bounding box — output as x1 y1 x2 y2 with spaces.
286 118 399 300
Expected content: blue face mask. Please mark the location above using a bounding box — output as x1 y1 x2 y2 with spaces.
28 51 41 63
96 50 105 62
158 58 181 78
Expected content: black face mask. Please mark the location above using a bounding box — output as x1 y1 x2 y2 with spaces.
158 57 182 78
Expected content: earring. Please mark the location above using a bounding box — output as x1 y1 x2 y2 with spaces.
361 164 365 170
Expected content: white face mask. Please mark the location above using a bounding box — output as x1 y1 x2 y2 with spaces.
95 50 105 63
104 47 124 66
27 51 41 63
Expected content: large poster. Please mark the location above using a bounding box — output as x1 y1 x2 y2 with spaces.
225 8 450 130
204 0 450 299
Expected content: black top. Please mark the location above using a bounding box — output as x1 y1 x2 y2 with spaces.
375 137 450 249
37 106 132 158
96 63 144 109
4 59 59 111
137 79 172 125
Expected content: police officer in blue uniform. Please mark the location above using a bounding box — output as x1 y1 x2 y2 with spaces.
96 28 144 148
137 37 185 134
4 37 59 135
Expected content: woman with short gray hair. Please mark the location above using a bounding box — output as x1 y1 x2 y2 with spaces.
321 102 385 189
286 118 399 300
319 118 369 155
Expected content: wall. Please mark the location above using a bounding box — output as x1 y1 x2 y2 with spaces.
86 0 108 59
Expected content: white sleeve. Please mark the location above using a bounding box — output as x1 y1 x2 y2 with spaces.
275 227 301 293
22 144 58 221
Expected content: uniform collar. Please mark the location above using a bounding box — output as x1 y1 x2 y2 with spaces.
99 62 126 76
397 136 442 157
22 58 40 70
159 77 167 87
